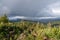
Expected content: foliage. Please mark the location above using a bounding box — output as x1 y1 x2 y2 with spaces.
0 14 9 23
0 15 60 40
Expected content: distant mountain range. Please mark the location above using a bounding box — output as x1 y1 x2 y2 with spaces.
8 16 60 23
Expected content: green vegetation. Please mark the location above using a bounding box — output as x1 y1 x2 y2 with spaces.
0 14 9 23
0 15 60 40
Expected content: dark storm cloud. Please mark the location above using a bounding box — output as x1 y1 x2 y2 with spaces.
0 0 60 17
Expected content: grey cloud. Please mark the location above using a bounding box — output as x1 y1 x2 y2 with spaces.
0 0 60 17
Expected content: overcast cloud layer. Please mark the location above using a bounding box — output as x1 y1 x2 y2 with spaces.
0 0 60 17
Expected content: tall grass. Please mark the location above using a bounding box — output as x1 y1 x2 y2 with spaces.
0 21 60 40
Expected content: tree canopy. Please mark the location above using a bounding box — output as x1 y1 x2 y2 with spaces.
0 14 9 23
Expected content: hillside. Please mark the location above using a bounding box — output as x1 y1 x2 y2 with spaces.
0 15 60 40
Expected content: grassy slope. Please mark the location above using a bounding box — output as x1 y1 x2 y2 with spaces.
0 21 60 40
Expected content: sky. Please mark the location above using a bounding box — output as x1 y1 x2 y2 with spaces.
0 0 60 17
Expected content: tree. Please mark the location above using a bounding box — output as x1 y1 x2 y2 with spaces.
0 14 9 23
